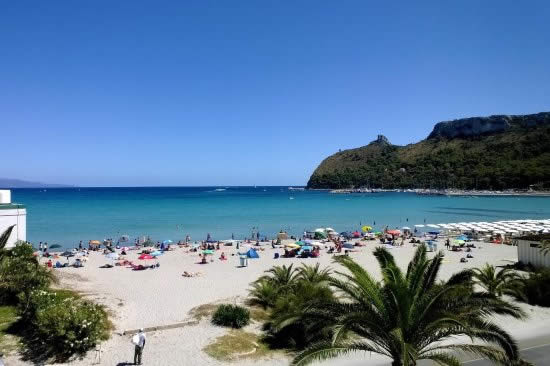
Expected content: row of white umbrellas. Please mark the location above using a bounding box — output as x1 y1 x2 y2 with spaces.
415 219 550 235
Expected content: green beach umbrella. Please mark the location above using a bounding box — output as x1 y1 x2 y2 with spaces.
295 241 305 246
454 240 465 245
203 249 214 255
49 244 62 249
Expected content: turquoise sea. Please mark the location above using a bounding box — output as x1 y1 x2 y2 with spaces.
10 187 550 249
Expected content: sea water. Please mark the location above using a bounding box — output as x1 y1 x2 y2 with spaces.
10 187 550 249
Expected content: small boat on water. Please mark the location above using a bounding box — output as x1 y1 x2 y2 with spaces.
288 187 305 191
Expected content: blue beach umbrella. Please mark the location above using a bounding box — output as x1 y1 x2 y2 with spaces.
162 240 173 245
301 245 313 251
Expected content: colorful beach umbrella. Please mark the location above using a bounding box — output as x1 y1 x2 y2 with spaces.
361 225 372 232
285 243 300 249
89 240 101 246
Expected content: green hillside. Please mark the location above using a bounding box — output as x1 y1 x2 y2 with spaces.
306 112 550 190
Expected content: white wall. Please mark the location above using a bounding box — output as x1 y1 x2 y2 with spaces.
517 239 550 268
0 207 27 249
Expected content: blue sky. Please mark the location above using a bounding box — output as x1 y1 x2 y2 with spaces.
2 1 549 186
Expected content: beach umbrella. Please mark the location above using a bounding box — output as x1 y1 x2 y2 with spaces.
151 251 163 256
138 254 154 260
295 241 305 246
285 243 300 249
314 231 327 239
202 249 214 255
361 225 372 232
314 228 325 233
454 240 465 245
89 240 101 246
352 231 361 238
49 244 62 249
162 240 173 245
325 227 335 232
402 226 411 230
387 230 401 236
301 245 313 251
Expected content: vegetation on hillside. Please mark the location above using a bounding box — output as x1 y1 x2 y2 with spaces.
307 119 550 190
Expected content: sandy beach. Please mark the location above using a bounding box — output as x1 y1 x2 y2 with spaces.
6 241 550 366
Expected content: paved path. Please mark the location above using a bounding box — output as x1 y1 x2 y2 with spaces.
466 343 550 365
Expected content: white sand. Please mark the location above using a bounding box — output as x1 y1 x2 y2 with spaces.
6 241 550 365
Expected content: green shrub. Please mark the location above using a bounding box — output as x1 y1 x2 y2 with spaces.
516 269 550 307
23 290 110 356
211 304 250 329
0 242 54 305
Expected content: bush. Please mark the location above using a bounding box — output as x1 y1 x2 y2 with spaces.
22 290 110 357
516 269 550 307
0 242 54 305
211 304 250 329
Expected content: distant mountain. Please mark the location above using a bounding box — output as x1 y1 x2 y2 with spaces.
0 178 74 188
307 112 550 190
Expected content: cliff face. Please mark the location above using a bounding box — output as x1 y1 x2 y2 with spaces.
307 112 550 190
427 112 550 139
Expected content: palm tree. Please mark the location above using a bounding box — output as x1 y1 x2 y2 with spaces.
258 264 298 290
473 264 523 298
0 225 15 263
296 263 331 284
247 279 278 309
290 245 528 366
540 240 550 256
248 264 298 309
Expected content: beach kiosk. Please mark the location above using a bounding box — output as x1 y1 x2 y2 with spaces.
0 190 26 249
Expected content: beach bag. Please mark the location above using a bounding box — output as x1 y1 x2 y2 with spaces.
132 334 140 346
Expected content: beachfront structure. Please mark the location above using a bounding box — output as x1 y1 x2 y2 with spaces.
0 190 27 248
516 236 550 268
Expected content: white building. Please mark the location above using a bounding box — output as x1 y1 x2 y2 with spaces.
516 238 550 268
0 190 27 248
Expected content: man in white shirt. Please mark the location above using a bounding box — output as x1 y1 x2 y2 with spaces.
133 328 146 365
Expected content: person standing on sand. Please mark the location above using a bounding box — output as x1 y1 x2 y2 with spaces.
133 328 146 365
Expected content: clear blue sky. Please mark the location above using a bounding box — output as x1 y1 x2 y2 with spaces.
2 1 549 186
